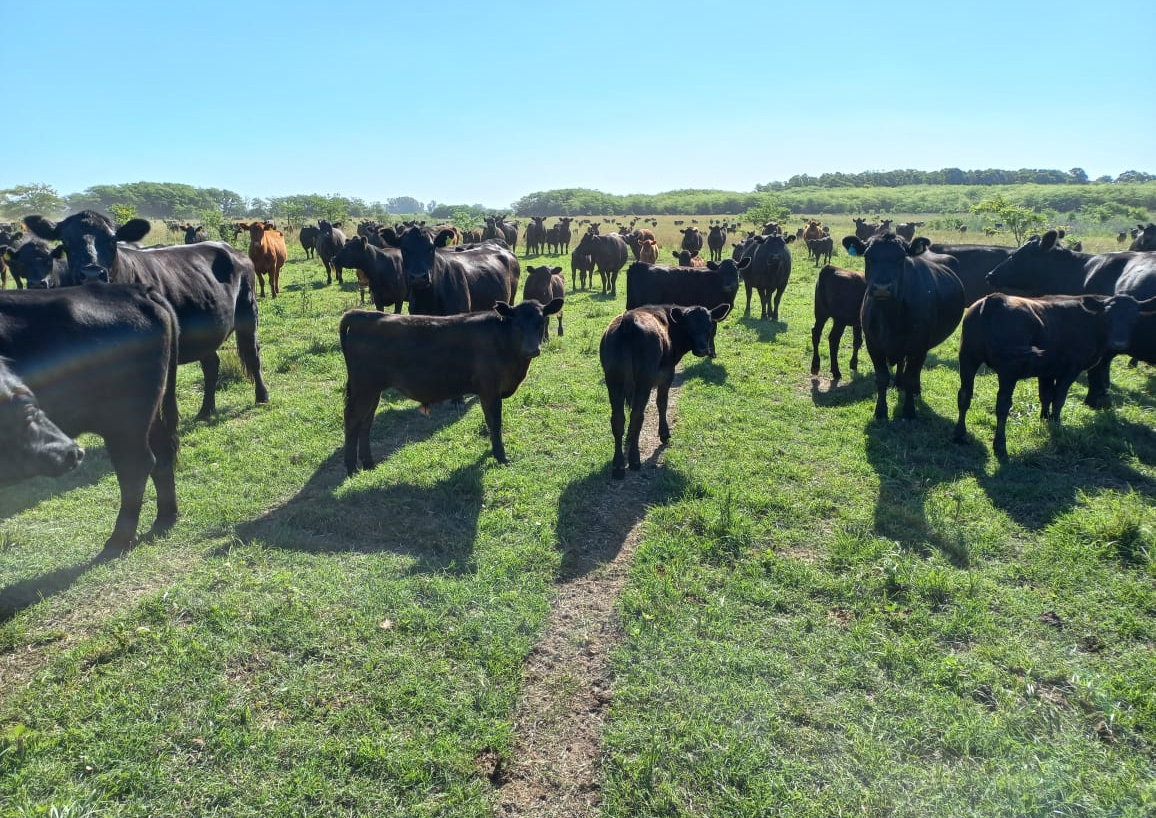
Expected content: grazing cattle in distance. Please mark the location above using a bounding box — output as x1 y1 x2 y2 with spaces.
461 227 483 243
571 248 595 290
0 357 84 483
957 225 968 234
554 217 574 255
679 227 704 256
340 298 563 473
498 218 518 254
316 220 347 284
928 242 1014 306
599 303 731 478
0 285 179 549
239 221 287 298
895 222 925 242
25 210 270 419
574 232 629 296
807 235 834 267
671 249 706 267
762 222 782 236
1 236 68 289
802 220 824 244
852 217 878 241
954 293 1141 457
1117 231 1128 244
523 265 565 339
379 225 519 315
1130 223 1156 251
638 238 659 263
544 224 561 255
332 237 407 312
482 215 505 244
843 232 965 421
625 257 749 357
734 233 796 320
183 224 207 244
299 224 320 259
706 224 727 262
811 265 867 381
985 229 1156 407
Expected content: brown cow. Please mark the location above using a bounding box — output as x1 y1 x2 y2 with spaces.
340 298 564 473
523 265 565 339
239 222 287 298
671 249 706 268
639 238 659 263
599 303 731 478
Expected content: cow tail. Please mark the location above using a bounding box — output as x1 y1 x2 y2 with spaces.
151 291 181 467
234 267 261 384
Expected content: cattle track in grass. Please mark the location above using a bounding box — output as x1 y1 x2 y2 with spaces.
494 382 680 817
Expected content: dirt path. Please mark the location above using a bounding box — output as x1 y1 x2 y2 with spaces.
494 388 678 817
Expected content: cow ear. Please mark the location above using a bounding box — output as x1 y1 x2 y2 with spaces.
1040 230 1059 250
706 261 720 271
710 303 732 322
434 228 455 247
542 297 564 315
908 237 931 255
359 236 368 250
550 266 563 275
669 307 686 323
51 245 66 259
23 215 59 240
842 236 865 256
1080 295 1108 313
737 256 751 270
785 234 796 244
379 227 401 247
116 219 151 243
493 301 515 318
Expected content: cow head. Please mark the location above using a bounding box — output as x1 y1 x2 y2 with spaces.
2 238 62 289
495 298 564 358
383 226 455 288
25 210 150 284
1100 294 1147 353
523 265 562 302
0 365 84 484
333 236 371 269
671 303 732 358
844 232 910 300
705 256 750 294
984 230 1076 293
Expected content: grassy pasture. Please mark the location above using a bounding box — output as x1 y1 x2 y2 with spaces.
0 218 1152 816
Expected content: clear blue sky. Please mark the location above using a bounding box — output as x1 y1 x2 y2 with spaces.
3 0 1151 210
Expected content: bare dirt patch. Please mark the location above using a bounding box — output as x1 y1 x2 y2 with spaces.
496 389 678 817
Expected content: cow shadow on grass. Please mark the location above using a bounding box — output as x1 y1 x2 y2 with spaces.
0 550 118 623
234 401 483 575
679 357 729 387
738 315 788 343
0 442 114 524
864 407 980 567
970 412 1156 531
810 373 875 407
555 452 689 582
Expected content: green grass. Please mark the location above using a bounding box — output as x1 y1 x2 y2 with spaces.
1 221 1153 816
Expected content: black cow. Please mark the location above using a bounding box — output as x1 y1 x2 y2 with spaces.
810 265 867 381
0 285 180 549
332 237 407 312
734 233 796 320
379 225 519 315
523 265 565 339
599 303 731 478
573 232 629 297
624 257 749 357
499 218 518 254
806 235 834 267
679 227 704 256
571 248 595 290
555 217 574 255
895 222 925 242
525 216 547 257
843 232 965 421
985 229 1156 407
928 242 1014 306
299 224 320 259
1130 223 1156 251
316 220 347 284
954 293 1140 457
25 210 269 419
706 224 727 262
852 217 879 241
0 357 84 482
340 298 564 473
1 236 68 289
183 224 207 244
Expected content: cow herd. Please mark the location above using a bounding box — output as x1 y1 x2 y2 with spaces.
2 209 1156 552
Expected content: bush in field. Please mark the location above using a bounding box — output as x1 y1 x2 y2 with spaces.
109 203 137 226
971 194 1047 244
743 198 791 230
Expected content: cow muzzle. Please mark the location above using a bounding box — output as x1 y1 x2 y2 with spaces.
80 265 109 283
25 280 51 290
870 284 894 300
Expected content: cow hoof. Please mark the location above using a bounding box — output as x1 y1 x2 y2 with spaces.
103 533 138 552
151 514 178 536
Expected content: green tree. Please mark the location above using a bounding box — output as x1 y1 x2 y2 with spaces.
109 203 138 226
742 197 791 230
970 194 1046 244
1 183 66 219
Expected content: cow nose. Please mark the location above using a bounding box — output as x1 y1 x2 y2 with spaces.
27 281 49 289
81 265 108 282
67 445 85 469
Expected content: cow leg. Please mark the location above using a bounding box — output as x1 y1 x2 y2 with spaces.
148 406 180 534
810 317 825 376
271 267 280 298
993 374 1018 458
556 313 564 338
954 355 979 443
627 384 650 471
103 435 156 550
869 348 891 421
1038 377 1056 420
771 288 785 322
828 322 848 381
607 379 627 479
900 355 927 420
849 325 862 372
323 260 332 285
234 326 271 407
744 282 753 317
197 352 219 419
1084 356 1114 408
256 272 266 298
481 398 508 464
655 377 673 445
343 384 380 475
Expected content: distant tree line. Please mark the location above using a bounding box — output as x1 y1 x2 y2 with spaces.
755 168 1153 190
